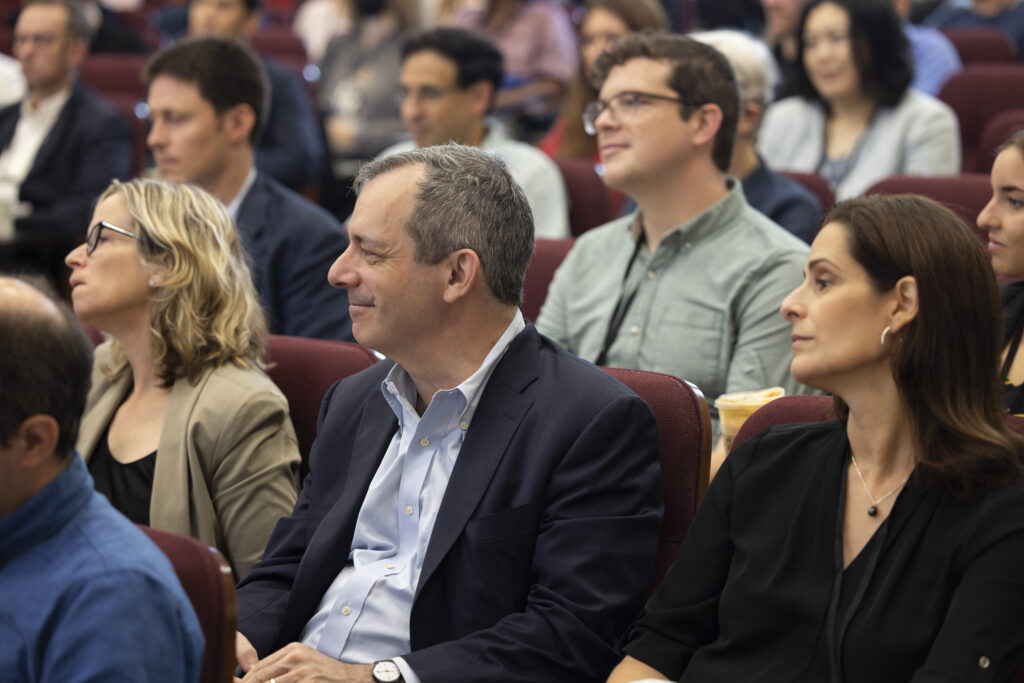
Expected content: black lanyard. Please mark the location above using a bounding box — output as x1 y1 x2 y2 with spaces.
594 238 645 367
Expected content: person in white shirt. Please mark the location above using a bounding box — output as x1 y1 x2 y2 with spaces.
379 27 570 239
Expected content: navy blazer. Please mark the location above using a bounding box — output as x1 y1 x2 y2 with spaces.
0 81 131 237
255 58 324 191
236 172 352 341
237 324 664 682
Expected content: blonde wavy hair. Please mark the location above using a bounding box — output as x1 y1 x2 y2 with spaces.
99 178 267 386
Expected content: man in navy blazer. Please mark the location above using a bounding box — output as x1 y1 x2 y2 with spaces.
187 0 324 191
144 37 351 340
234 145 664 683
0 0 130 239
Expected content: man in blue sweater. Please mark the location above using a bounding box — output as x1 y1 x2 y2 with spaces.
0 275 205 683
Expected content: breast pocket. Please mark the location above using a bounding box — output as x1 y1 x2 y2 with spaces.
649 302 724 394
463 503 536 545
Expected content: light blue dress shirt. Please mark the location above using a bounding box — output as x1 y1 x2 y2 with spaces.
300 310 526 681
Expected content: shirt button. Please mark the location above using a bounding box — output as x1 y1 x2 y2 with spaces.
387 385 396 395
405 505 414 515
646 269 656 279
385 563 394 569
420 437 430 447
683 242 692 249
341 605 351 616
979 656 991 669
460 420 469 431
629 325 640 335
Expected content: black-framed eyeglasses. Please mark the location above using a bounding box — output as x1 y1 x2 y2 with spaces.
582 90 687 135
86 221 137 255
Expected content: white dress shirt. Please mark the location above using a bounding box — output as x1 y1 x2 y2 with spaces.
0 87 71 212
300 310 526 682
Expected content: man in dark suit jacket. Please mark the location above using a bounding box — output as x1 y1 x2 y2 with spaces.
0 0 130 239
188 0 324 191
234 145 664 683
144 37 351 341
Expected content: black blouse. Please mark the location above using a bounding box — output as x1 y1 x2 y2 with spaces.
624 421 1024 683
1002 280 1024 415
87 424 156 526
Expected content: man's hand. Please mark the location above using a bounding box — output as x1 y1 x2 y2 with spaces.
240 642 374 682
237 631 259 675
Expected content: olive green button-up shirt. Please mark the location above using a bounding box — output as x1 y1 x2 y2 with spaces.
536 181 811 436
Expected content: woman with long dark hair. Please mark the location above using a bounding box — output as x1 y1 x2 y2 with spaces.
759 0 959 199
608 194 1024 682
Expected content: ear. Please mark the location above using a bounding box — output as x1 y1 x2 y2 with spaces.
441 249 482 304
223 103 257 145
887 275 919 333
16 414 61 468
241 9 261 36
736 101 763 138
68 37 87 70
691 103 724 150
467 80 493 118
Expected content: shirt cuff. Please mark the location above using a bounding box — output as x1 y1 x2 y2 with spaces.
393 656 420 683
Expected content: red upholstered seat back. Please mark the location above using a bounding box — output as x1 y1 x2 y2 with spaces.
939 64 1024 172
521 238 574 323
139 526 236 683
602 367 711 595
865 174 992 243
265 335 378 480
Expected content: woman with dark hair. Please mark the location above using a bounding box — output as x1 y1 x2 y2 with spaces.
537 0 669 161
759 0 960 200
607 194 1024 682
978 129 1024 414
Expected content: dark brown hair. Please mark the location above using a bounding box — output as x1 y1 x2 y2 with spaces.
592 32 739 172
793 0 912 109
556 0 669 160
827 195 1021 497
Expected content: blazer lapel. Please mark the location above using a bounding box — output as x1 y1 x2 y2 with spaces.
146 372 214 537
416 327 540 595
76 368 131 463
280 392 398 640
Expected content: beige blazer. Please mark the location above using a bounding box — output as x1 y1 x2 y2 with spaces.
78 342 300 580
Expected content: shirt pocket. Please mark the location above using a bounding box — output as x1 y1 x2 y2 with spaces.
649 302 724 395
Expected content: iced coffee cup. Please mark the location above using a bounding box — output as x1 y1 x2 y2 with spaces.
715 387 786 452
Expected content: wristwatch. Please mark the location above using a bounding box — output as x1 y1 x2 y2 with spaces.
371 660 403 683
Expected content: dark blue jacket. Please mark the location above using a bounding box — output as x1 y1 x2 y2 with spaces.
237 324 663 682
0 81 131 237
256 58 324 191
236 171 352 340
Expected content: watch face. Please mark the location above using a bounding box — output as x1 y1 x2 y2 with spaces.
372 660 402 682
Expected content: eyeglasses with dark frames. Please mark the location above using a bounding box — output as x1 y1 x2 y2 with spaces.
86 221 137 255
582 90 687 135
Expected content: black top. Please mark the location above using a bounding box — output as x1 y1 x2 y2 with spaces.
87 424 156 526
624 421 1024 682
1002 280 1024 415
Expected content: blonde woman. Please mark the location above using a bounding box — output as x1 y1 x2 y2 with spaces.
66 178 300 581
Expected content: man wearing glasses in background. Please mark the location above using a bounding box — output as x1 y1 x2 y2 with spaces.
379 27 569 239
0 0 130 278
537 33 808 466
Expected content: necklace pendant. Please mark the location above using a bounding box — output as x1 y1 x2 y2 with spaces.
867 505 878 516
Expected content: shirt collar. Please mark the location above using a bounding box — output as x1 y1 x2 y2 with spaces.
628 177 746 247
0 456 92 564
381 310 526 427
21 84 71 119
225 167 259 221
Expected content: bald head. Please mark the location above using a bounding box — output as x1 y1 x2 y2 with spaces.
0 275 93 460
0 276 63 318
